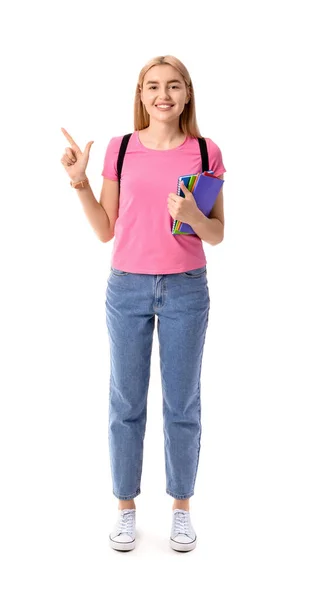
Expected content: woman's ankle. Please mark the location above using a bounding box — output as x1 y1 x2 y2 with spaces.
172 499 190 511
118 500 136 510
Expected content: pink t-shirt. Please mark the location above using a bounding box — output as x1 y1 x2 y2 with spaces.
101 130 226 274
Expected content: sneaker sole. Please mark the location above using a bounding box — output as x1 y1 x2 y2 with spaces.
109 535 136 551
170 536 197 552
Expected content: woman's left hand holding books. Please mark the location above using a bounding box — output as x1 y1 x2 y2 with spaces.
167 180 201 226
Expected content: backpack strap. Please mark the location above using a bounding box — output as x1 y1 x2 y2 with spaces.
117 133 132 185
116 133 209 184
197 137 209 172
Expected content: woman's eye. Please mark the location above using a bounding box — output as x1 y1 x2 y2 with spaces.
149 85 179 89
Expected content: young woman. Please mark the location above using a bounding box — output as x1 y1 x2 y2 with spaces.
60 55 226 553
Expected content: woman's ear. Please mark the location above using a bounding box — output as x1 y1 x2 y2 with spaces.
139 85 143 105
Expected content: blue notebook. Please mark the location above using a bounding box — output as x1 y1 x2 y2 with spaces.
172 171 224 235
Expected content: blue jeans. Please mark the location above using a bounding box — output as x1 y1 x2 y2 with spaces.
105 265 210 500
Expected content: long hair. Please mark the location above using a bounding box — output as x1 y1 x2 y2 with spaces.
134 55 202 138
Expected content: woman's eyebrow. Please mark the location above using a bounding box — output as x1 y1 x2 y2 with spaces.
145 79 182 85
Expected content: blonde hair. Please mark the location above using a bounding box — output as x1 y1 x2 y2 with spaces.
134 55 202 138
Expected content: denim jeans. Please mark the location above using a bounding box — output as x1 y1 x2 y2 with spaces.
105 264 210 500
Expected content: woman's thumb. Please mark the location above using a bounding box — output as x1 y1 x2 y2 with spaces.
84 140 94 156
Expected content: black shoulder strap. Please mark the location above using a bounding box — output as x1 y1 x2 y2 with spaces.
116 133 209 184
117 133 132 185
197 137 209 172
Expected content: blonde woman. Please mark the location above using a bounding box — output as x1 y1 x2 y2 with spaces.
61 55 226 552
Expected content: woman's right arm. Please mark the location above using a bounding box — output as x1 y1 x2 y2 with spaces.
60 127 114 243
73 181 112 243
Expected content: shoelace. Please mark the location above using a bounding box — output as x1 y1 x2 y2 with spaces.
116 510 135 536
172 510 192 537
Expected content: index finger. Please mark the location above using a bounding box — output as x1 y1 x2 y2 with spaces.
61 127 81 152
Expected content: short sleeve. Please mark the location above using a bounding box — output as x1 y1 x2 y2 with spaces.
101 137 120 181
206 138 226 178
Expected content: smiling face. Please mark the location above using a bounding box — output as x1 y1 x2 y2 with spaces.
140 64 190 122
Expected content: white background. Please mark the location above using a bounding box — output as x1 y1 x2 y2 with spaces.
1 0 308 598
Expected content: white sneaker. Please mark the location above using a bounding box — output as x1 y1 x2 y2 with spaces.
170 509 197 552
109 508 136 551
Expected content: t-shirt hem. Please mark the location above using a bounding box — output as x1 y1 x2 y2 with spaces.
111 262 207 275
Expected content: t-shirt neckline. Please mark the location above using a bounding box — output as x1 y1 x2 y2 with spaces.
136 130 189 152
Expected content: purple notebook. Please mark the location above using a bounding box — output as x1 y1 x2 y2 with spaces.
172 173 224 235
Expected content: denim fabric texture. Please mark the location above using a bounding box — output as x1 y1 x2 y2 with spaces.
105 265 210 500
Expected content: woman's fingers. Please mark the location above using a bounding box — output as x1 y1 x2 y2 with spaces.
61 127 81 153
61 153 73 165
65 147 76 161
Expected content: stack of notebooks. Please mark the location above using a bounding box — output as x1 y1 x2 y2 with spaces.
172 170 224 235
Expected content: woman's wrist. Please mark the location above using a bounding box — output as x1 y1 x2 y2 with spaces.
70 174 87 183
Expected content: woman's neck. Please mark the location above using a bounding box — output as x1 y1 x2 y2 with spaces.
139 126 186 150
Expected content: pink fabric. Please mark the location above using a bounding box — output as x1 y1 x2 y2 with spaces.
101 130 226 274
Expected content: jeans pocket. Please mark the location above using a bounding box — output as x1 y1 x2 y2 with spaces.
110 267 130 276
182 266 207 278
